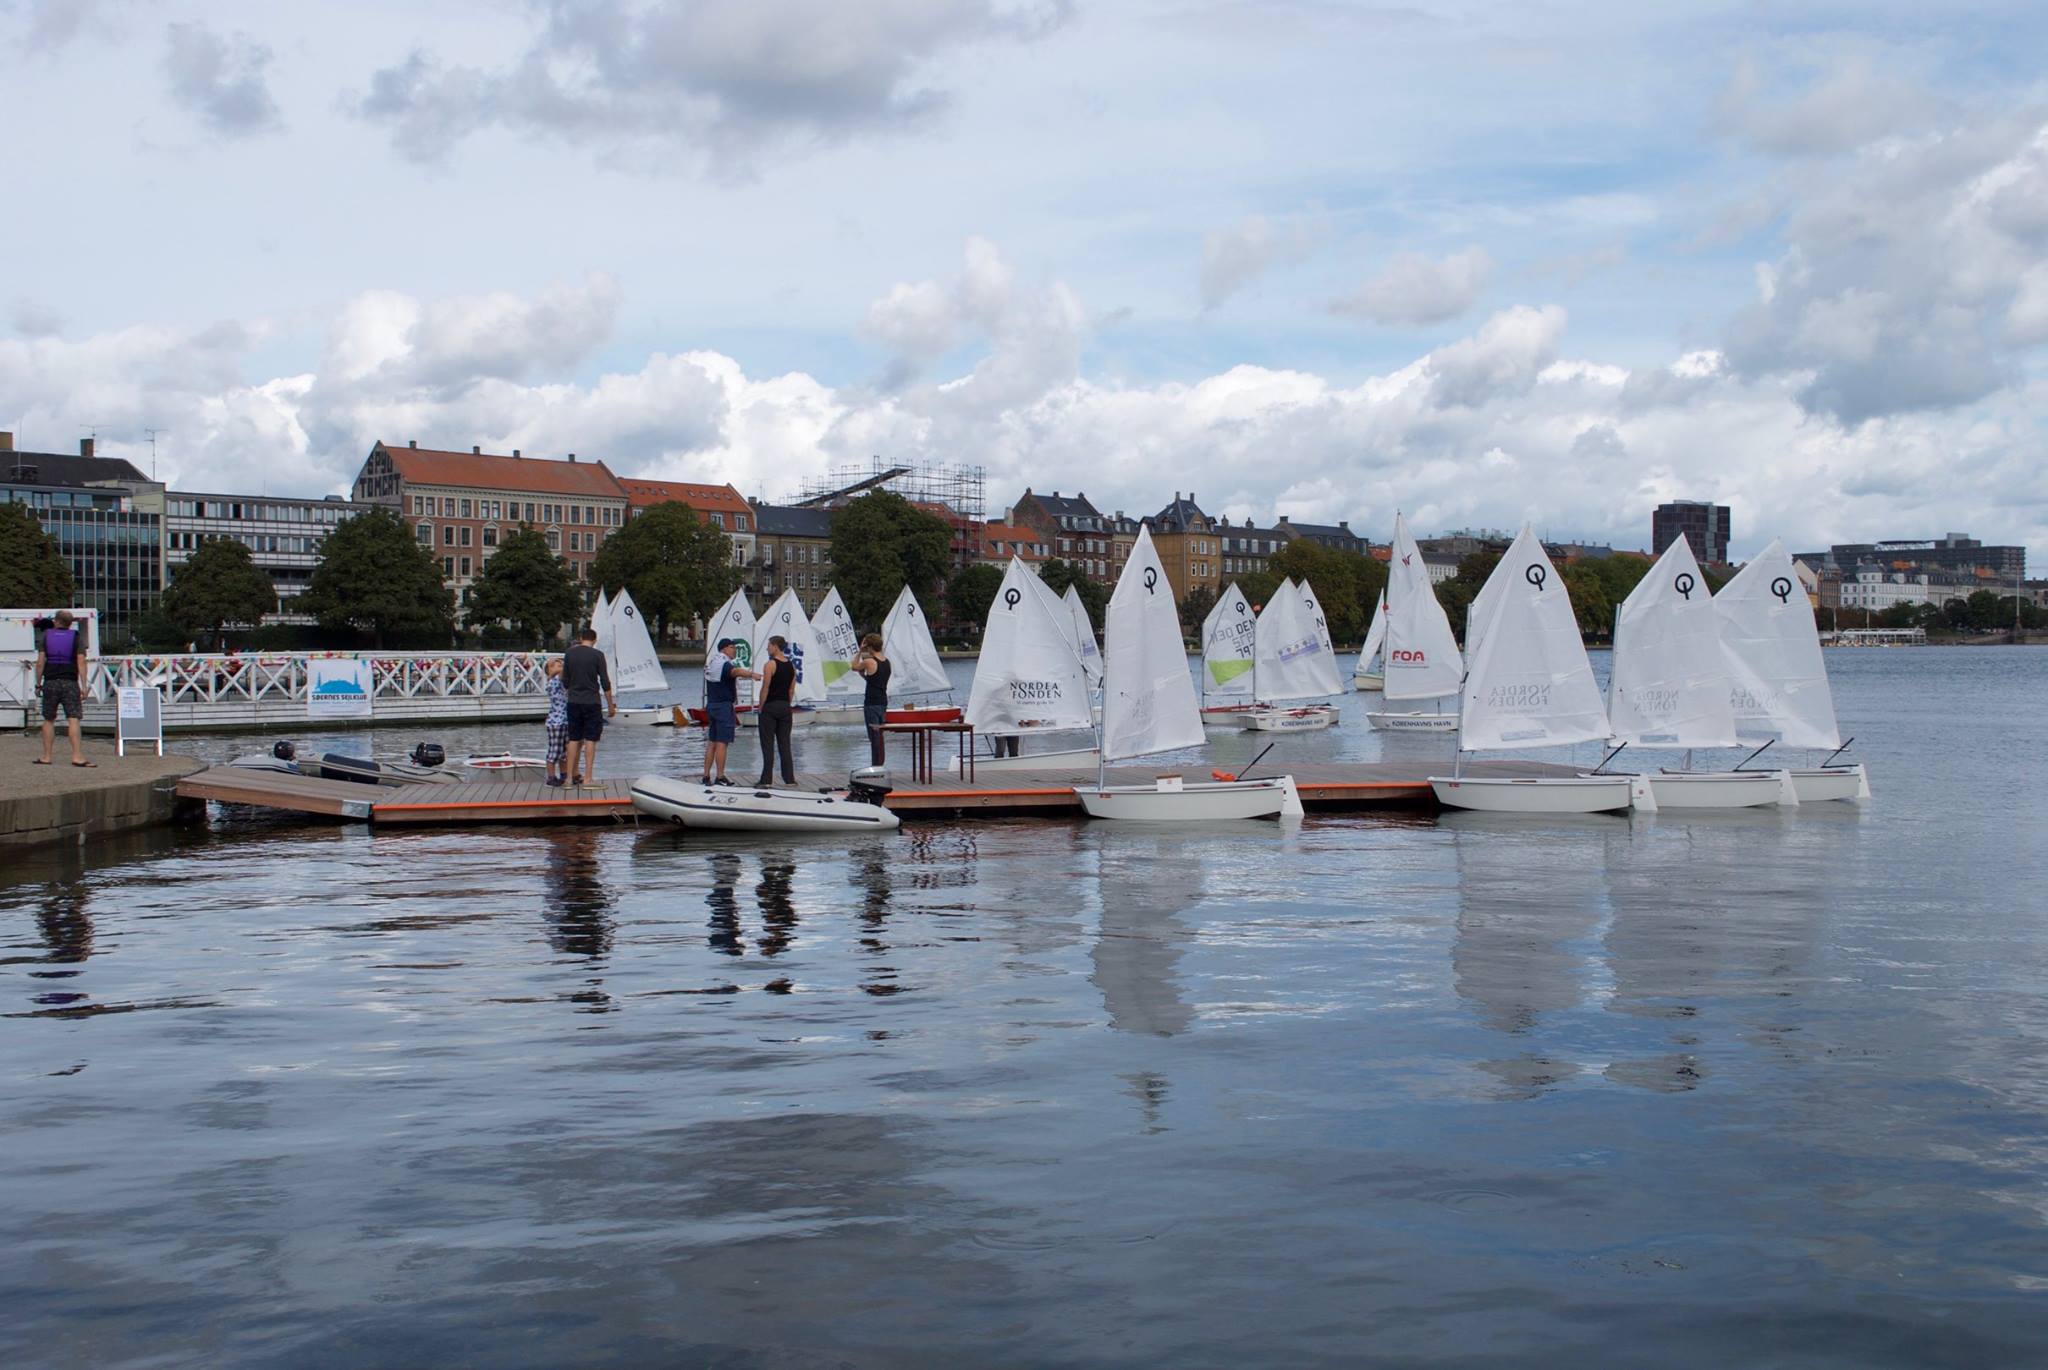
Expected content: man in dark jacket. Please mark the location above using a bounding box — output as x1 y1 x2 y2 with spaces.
561 625 615 786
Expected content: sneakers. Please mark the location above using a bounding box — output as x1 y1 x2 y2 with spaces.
714 776 735 787
545 775 565 788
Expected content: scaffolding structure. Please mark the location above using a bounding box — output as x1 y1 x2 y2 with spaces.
794 457 987 567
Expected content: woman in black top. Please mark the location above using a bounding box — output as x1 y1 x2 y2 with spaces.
754 636 799 786
855 632 890 767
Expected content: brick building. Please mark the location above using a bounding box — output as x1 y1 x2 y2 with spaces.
749 503 836 612
618 477 754 570
980 522 1050 564
1007 489 1111 580
1214 516 1288 582
1147 492 1221 604
351 441 630 602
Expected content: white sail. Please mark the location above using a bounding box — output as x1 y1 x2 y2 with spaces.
752 587 828 704
589 589 615 668
1063 583 1104 687
966 559 1096 735
880 586 953 697
1714 538 1840 750
605 588 669 694
812 587 863 699
1296 581 1346 696
1457 526 1610 751
704 587 757 707
1254 578 1338 703
1025 567 1086 668
1385 511 1464 700
1201 581 1258 701
1355 590 1387 677
1100 526 1206 762
1607 537 1736 748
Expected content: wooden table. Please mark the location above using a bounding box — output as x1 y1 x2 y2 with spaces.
882 721 975 783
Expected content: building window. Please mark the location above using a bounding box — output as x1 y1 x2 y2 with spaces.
547 530 560 551
442 525 454 546
412 495 425 515
442 497 456 516
483 525 497 548
524 502 536 523
460 556 471 578
736 514 749 532
459 526 472 547
709 512 725 529
459 498 471 518
443 556 454 577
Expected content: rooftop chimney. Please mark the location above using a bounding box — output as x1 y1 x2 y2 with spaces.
1338 520 1350 530
472 445 481 454
80 437 95 458
409 439 417 448
513 449 521 458
568 453 577 463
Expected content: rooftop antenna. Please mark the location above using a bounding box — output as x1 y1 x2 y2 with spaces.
144 428 169 481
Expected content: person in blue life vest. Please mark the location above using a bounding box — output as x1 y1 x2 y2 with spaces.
34 610 91 768
701 638 761 786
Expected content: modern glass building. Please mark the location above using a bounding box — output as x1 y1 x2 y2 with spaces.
166 492 375 623
1 436 165 639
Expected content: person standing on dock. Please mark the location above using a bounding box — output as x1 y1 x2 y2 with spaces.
34 610 91 768
754 635 799 787
543 657 569 787
703 638 759 786
561 625 615 787
854 632 890 768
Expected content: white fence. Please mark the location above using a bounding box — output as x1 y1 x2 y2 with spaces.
76 651 559 732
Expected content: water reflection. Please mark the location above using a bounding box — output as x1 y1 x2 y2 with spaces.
706 851 743 957
851 841 902 997
541 830 615 1012
755 859 797 958
1091 835 1199 1039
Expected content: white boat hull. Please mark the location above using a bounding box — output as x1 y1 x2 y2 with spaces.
808 704 867 726
464 755 549 783
1429 775 1640 814
615 705 682 726
1669 765 1867 803
1074 776 1293 822
1201 705 1255 728
630 776 901 832
1352 673 1384 691
1238 706 1337 732
1367 710 1458 732
949 745 1100 774
1633 770 1786 809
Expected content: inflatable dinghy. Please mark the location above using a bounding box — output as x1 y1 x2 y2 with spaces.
631 766 901 833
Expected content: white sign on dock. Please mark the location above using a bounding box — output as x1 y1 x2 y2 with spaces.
307 658 374 719
117 685 163 756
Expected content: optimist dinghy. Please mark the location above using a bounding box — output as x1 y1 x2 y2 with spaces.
631 766 902 833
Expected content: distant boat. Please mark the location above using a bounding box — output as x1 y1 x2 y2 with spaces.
1367 514 1460 732
1352 590 1387 690
1238 579 1341 731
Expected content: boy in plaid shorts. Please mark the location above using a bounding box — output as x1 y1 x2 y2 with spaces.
543 657 569 786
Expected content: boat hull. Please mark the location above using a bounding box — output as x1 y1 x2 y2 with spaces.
1429 775 1638 814
614 705 682 726
948 745 1099 774
1668 765 1866 803
886 704 963 725
808 704 867 725
1238 706 1336 732
1074 777 1291 822
630 776 901 832
463 755 549 784
1367 711 1458 732
1352 673 1384 691
1635 771 1786 809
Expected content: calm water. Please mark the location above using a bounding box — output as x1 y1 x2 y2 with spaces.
5 649 2047 1367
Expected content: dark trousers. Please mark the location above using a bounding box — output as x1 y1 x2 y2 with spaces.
756 701 795 783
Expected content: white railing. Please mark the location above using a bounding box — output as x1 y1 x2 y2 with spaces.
89 651 556 707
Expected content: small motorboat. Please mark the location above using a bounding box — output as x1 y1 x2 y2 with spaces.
230 741 461 788
631 766 901 832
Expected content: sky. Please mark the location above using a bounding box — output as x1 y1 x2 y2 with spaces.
3 0 2045 566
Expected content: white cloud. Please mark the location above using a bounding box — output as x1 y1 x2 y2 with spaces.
1334 247 1493 326
1199 212 1326 310
162 21 283 138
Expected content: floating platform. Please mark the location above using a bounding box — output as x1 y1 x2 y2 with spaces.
173 759 1580 828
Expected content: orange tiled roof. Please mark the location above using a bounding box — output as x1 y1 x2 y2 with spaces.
378 443 625 498
617 477 752 517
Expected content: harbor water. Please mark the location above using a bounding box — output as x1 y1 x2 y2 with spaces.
5 648 2047 1366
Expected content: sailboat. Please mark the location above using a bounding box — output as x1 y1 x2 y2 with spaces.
594 587 677 725
1429 526 1653 814
741 587 829 727
878 585 963 724
1369 513 1462 732
1075 527 1301 821
1240 578 1340 730
1198 581 1259 725
958 559 1101 771
684 586 758 727
1352 589 1387 690
1062 583 1104 688
1595 537 1789 807
1695 539 1869 803
808 587 867 725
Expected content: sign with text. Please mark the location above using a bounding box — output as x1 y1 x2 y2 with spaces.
307 658 374 719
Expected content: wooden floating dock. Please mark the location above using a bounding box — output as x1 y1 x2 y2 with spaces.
173 759 1579 828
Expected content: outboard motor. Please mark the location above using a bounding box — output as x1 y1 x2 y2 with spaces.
410 742 446 769
846 765 893 807
272 740 297 761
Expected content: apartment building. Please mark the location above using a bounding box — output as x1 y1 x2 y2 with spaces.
749 503 835 613
619 477 755 569
166 491 376 622
1007 489 1112 580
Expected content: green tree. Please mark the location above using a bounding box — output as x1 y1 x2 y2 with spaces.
161 537 278 647
1178 585 1217 634
945 563 1006 634
1964 588 2007 631
829 491 954 626
300 507 454 647
588 501 735 642
1268 539 1383 643
1038 558 1108 631
465 527 580 645
0 502 76 604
